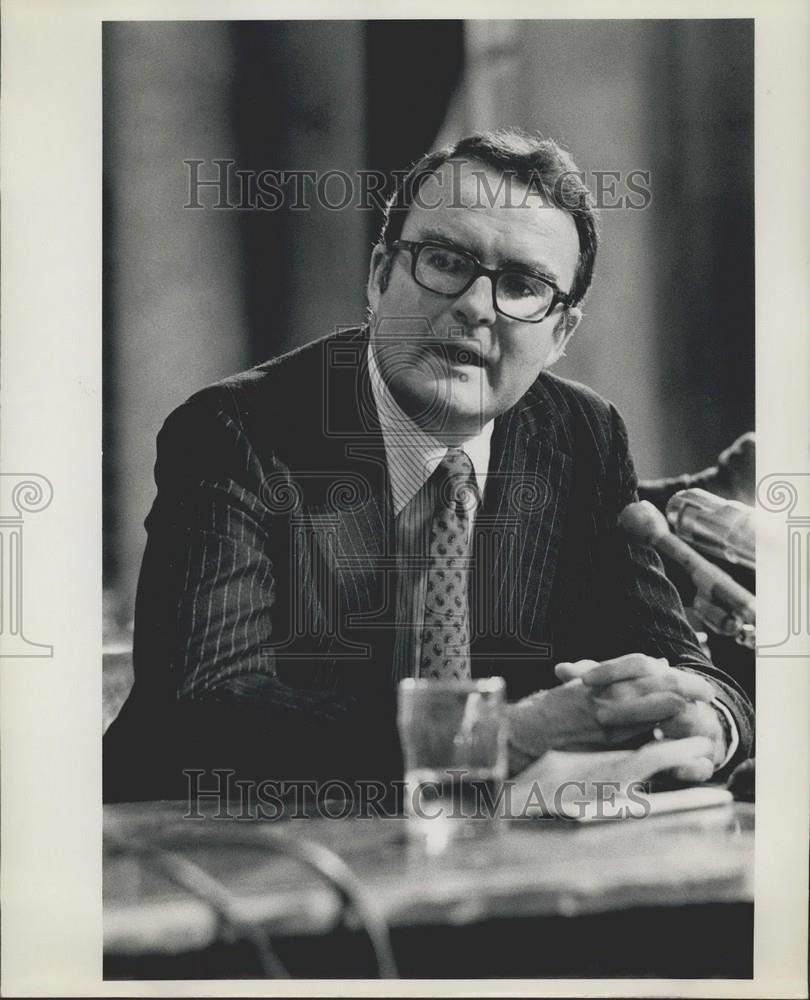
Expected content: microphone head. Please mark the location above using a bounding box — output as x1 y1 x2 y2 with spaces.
666 488 755 569
619 500 671 546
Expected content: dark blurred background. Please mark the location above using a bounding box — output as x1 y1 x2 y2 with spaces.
103 19 754 637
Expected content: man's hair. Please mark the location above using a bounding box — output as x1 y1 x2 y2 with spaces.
377 128 599 306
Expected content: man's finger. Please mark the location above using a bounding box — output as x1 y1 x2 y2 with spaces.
671 758 716 783
671 670 716 702
657 701 724 752
633 736 714 780
581 655 668 688
591 668 716 703
554 660 599 682
603 725 655 745
594 691 685 726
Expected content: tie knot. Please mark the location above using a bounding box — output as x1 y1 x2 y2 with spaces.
440 447 474 476
435 448 479 514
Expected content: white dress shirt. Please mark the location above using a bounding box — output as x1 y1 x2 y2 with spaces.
367 341 493 518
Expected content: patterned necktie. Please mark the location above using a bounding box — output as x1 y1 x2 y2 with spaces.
419 448 479 680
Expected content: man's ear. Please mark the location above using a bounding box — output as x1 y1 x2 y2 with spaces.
366 244 390 313
546 306 582 366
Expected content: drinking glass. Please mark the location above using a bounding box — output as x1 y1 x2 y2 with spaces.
397 677 507 855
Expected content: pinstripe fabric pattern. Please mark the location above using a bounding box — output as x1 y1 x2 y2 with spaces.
107 326 753 796
391 474 432 683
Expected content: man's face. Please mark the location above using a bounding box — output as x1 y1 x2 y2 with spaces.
367 160 583 441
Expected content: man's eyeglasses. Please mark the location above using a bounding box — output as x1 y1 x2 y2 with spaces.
388 239 574 323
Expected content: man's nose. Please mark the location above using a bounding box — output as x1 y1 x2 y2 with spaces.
451 275 497 327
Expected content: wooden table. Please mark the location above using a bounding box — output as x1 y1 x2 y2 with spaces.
104 797 754 978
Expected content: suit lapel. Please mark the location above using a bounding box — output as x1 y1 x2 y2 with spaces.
301 332 394 653
471 379 572 659
327 442 393 626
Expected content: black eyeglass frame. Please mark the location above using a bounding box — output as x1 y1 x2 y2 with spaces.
387 238 575 323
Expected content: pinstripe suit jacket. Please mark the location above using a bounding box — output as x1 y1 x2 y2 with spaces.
104 326 753 800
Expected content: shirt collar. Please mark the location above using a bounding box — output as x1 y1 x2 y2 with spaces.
367 341 494 515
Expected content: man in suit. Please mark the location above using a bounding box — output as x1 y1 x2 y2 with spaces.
104 130 753 802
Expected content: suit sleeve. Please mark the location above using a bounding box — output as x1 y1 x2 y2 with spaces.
103 389 401 802
591 404 754 777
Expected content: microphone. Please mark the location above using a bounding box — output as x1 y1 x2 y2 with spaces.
619 500 756 626
665 488 755 570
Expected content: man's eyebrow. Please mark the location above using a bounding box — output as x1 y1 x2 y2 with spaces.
413 227 562 286
501 254 561 287
414 227 480 254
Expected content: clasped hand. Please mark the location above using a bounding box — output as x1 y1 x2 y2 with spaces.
508 654 726 783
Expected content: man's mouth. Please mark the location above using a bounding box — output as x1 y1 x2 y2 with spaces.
421 341 487 368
